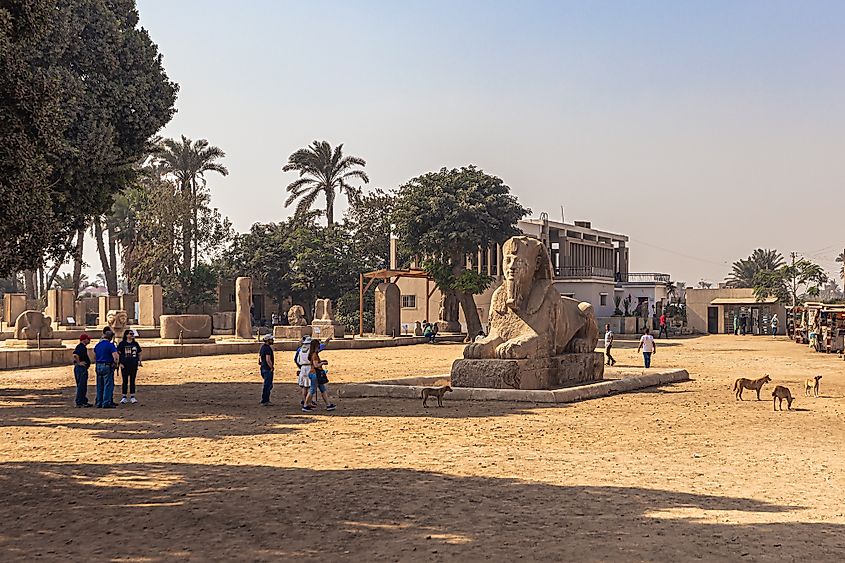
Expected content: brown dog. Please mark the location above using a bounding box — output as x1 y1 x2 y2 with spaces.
772 385 794 411
805 375 822 398
421 385 452 408
733 375 772 401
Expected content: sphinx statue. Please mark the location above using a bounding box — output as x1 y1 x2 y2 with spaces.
452 236 602 390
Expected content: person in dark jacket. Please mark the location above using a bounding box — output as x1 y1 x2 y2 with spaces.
72 334 92 407
117 329 143 405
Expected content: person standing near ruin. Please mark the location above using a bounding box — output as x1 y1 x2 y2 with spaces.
303 339 336 412
771 314 779 338
72 334 92 408
94 330 119 408
259 334 275 406
636 327 657 369
117 329 142 405
733 314 739 336
658 313 669 338
604 324 616 366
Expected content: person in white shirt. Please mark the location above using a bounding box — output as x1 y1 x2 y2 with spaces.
771 314 779 338
636 327 657 368
604 324 616 366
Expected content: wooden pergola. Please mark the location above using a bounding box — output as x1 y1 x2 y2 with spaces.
358 268 435 336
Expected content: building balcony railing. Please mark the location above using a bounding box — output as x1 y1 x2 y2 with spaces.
555 266 615 280
622 272 671 284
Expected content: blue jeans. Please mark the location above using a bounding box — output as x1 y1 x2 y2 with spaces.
643 352 652 368
309 372 327 394
73 364 89 406
95 363 115 407
260 367 274 403
772 326 777 336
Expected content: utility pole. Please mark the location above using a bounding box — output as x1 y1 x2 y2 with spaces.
789 251 797 339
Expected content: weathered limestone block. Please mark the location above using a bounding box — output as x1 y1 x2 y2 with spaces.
138 284 163 326
273 325 312 340
451 353 604 390
3 294 27 329
287 305 307 326
74 301 87 327
436 293 461 333
452 235 602 389
98 296 120 327
105 310 128 333
374 282 401 336
160 315 213 343
47 289 76 325
6 310 65 348
312 298 344 339
120 294 136 322
212 312 236 335
235 277 252 339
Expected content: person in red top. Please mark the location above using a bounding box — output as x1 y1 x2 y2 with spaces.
658 313 669 339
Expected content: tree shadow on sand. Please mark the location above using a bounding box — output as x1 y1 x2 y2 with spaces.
0 381 561 440
0 461 842 562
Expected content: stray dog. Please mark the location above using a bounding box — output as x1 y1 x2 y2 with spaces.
733 375 772 401
421 385 452 408
772 385 794 411
805 375 822 398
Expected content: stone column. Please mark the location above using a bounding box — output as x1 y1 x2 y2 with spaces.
45 289 61 323
75 300 88 328
235 277 253 339
121 293 137 322
98 296 120 327
374 282 401 336
138 284 163 327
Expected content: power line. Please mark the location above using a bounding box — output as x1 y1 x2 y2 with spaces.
629 238 729 267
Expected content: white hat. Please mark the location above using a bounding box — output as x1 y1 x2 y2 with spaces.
302 336 312 344
262 334 274 342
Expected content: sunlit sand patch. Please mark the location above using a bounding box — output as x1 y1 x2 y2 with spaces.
342 521 472 544
43 468 184 491
175 415 239 422
644 508 805 524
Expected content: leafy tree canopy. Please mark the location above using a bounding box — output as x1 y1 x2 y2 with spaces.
753 258 828 306
725 249 785 288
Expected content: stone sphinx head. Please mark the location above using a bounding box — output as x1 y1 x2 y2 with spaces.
106 309 128 331
287 305 307 326
501 236 553 311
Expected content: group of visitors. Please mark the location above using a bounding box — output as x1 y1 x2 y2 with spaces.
71 328 142 408
732 312 779 337
603 323 658 369
422 320 439 343
258 333 336 412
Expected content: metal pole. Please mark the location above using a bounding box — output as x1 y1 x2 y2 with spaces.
358 273 364 337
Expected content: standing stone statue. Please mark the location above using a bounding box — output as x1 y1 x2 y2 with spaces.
437 293 461 332
311 298 344 339
235 277 253 339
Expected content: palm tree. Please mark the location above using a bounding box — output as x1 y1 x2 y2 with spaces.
836 251 845 279
53 272 76 290
282 140 369 226
726 249 784 288
156 136 228 271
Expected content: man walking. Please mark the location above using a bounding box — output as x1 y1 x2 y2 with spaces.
636 327 657 369
658 313 669 339
259 334 275 406
94 330 119 408
72 334 92 408
771 314 779 338
604 324 616 366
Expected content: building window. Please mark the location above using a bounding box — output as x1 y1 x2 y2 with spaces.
401 295 416 309
600 293 608 307
563 293 575 299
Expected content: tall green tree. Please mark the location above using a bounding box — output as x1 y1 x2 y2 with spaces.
282 141 369 226
155 136 229 271
393 166 529 339
0 0 178 277
726 249 785 288
753 257 828 335
835 250 845 279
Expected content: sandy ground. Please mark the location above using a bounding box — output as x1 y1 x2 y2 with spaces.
1 335 845 562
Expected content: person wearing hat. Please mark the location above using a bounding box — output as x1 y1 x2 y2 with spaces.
259 334 275 405
294 335 331 408
94 329 119 408
72 334 93 407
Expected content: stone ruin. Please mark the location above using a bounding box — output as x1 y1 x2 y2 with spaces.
235 276 253 339
105 310 129 334
451 236 603 390
273 305 312 340
5 310 64 348
437 293 461 333
311 298 344 339
159 314 214 344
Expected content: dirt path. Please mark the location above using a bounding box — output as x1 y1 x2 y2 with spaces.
1 335 844 561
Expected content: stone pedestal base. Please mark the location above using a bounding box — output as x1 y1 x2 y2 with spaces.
273 325 312 340
5 339 66 349
437 320 462 333
451 353 604 390
311 322 344 339
158 338 215 345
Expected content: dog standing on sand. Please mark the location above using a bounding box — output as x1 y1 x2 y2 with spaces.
421 385 452 408
805 375 822 398
733 375 772 401
772 385 794 411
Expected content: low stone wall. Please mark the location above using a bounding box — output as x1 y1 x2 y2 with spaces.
0 334 466 371
337 369 690 403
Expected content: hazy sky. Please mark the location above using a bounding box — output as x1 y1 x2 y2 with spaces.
118 0 844 285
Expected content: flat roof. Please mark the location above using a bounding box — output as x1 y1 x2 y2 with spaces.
710 297 778 305
520 218 628 243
